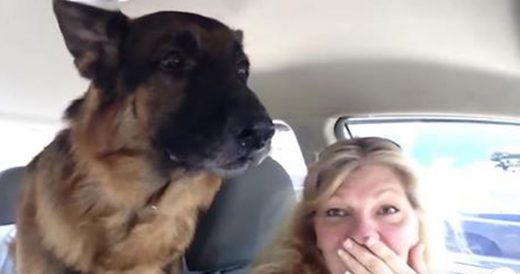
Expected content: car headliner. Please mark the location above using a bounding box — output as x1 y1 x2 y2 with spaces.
2 0 520 122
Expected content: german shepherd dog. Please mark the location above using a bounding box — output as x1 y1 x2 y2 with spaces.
13 0 274 273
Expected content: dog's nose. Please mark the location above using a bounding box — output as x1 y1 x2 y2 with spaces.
236 121 275 151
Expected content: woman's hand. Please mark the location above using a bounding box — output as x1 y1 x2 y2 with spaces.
337 237 428 274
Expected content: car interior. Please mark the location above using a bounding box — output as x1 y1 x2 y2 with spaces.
2 0 520 273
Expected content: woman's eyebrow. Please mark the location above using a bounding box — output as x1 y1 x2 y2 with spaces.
324 196 353 208
327 195 347 204
373 187 402 198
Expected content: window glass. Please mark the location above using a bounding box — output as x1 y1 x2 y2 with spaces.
339 116 520 274
0 119 308 192
0 118 60 172
270 120 307 191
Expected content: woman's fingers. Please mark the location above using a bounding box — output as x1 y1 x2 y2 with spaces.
339 238 427 274
407 243 428 274
339 238 393 274
337 248 371 274
360 237 412 273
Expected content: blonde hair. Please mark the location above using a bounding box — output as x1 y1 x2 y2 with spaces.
251 137 429 274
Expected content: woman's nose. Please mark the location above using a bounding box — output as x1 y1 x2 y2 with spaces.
349 216 380 244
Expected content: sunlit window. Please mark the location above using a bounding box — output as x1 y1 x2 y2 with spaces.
0 118 61 172
338 115 520 274
270 120 307 191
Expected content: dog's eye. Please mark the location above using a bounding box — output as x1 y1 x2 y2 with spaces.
159 51 186 71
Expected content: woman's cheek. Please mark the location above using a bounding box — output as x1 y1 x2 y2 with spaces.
315 223 349 274
315 221 349 252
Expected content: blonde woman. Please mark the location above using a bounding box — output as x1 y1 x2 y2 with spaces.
252 137 429 274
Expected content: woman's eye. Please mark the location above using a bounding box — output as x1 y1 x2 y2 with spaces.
325 208 348 217
378 205 399 215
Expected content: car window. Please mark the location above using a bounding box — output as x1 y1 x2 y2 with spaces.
0 118 61 172
0 118 308 190
270 120 307 191
337 116 520 274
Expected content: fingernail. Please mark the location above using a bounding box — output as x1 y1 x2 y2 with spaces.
365 236 375 246
344 271 351 274
343 238 353 249
337 249 346 257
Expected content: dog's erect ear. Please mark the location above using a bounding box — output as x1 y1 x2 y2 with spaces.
53 0 128 84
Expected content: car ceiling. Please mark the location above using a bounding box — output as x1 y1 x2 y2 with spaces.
1 0 520 123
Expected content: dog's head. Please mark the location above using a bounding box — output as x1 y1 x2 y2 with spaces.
54 0 274 176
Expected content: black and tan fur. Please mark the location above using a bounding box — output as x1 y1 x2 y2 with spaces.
13 1 274 273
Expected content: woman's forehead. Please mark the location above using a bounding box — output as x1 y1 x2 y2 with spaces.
331 164 406 200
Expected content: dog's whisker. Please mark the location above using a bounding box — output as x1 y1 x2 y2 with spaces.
167 150 180 162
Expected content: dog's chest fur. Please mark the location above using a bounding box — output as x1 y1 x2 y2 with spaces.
16 131 222 274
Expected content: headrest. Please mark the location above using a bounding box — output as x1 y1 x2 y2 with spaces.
0 167 24 225
185 157 296 273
